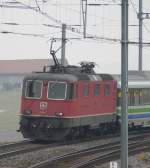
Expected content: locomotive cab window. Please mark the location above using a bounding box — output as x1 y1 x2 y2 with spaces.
25 80 43 99
67 83 75 100
48 81 67 100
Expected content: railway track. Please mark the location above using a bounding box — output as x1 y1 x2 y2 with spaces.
0 128 149 168
0 140 31 151
0 128 148 160
28 132 150 168
0 140 34 157
0 140 67 160
70 139 150 168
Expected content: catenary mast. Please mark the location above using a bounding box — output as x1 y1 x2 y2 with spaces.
121 0 128 168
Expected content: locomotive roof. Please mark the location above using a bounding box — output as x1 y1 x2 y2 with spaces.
23 72 114 82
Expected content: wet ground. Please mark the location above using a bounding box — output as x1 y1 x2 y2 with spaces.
0 130 24 143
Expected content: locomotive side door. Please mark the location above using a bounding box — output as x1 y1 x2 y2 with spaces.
102 81 116 113
93 82 101 114
77 82 91 115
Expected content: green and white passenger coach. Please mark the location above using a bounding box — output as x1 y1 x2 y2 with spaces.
114 71 150 127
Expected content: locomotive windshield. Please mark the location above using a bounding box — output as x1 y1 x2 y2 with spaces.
25 80 43 99
48 81 67 100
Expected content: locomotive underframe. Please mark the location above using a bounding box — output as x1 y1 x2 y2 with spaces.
20 113 117 141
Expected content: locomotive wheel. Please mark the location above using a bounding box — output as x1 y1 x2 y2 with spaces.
66 126 90 140
47 128 71 141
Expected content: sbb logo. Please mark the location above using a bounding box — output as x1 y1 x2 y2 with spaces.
40 102 48 110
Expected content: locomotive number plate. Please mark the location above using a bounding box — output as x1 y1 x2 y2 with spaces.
40 102 48 110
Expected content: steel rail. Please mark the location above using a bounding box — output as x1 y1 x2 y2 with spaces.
0 144 46 159
0 140 32 151
0 141 66 159
70 139 150 168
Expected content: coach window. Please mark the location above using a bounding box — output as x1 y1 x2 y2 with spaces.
104 84 110 96
140 88 150 105
128 89 141 106
94 84 100 96
25 80 42 99
128 89 133 106
83 84 89 97
48 81 67 100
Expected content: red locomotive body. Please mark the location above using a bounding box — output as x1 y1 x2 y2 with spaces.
20 64 117 140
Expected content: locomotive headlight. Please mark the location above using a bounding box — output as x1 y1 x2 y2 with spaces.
55 112 64 117
23 109 32 115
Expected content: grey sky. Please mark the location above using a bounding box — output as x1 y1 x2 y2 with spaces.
0 0 150 73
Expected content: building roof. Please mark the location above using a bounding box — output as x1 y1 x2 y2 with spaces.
113 71 150 81
113 71 150 88
0 59 51 74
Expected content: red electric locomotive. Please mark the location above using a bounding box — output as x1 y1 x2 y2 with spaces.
19 53 117 141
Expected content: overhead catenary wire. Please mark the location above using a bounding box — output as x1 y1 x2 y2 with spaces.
34 0 41 11
0 0 150 47
0 1 122 36
0 0 122 43
130 0 150 35
0 30 47 37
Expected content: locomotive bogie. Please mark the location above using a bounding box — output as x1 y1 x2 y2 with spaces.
20 114 117 140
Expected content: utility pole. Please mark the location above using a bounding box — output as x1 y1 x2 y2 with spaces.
61 23 66 66
138 0 150 72
138 0 143 72
81 0 87 38
121 0 128 168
